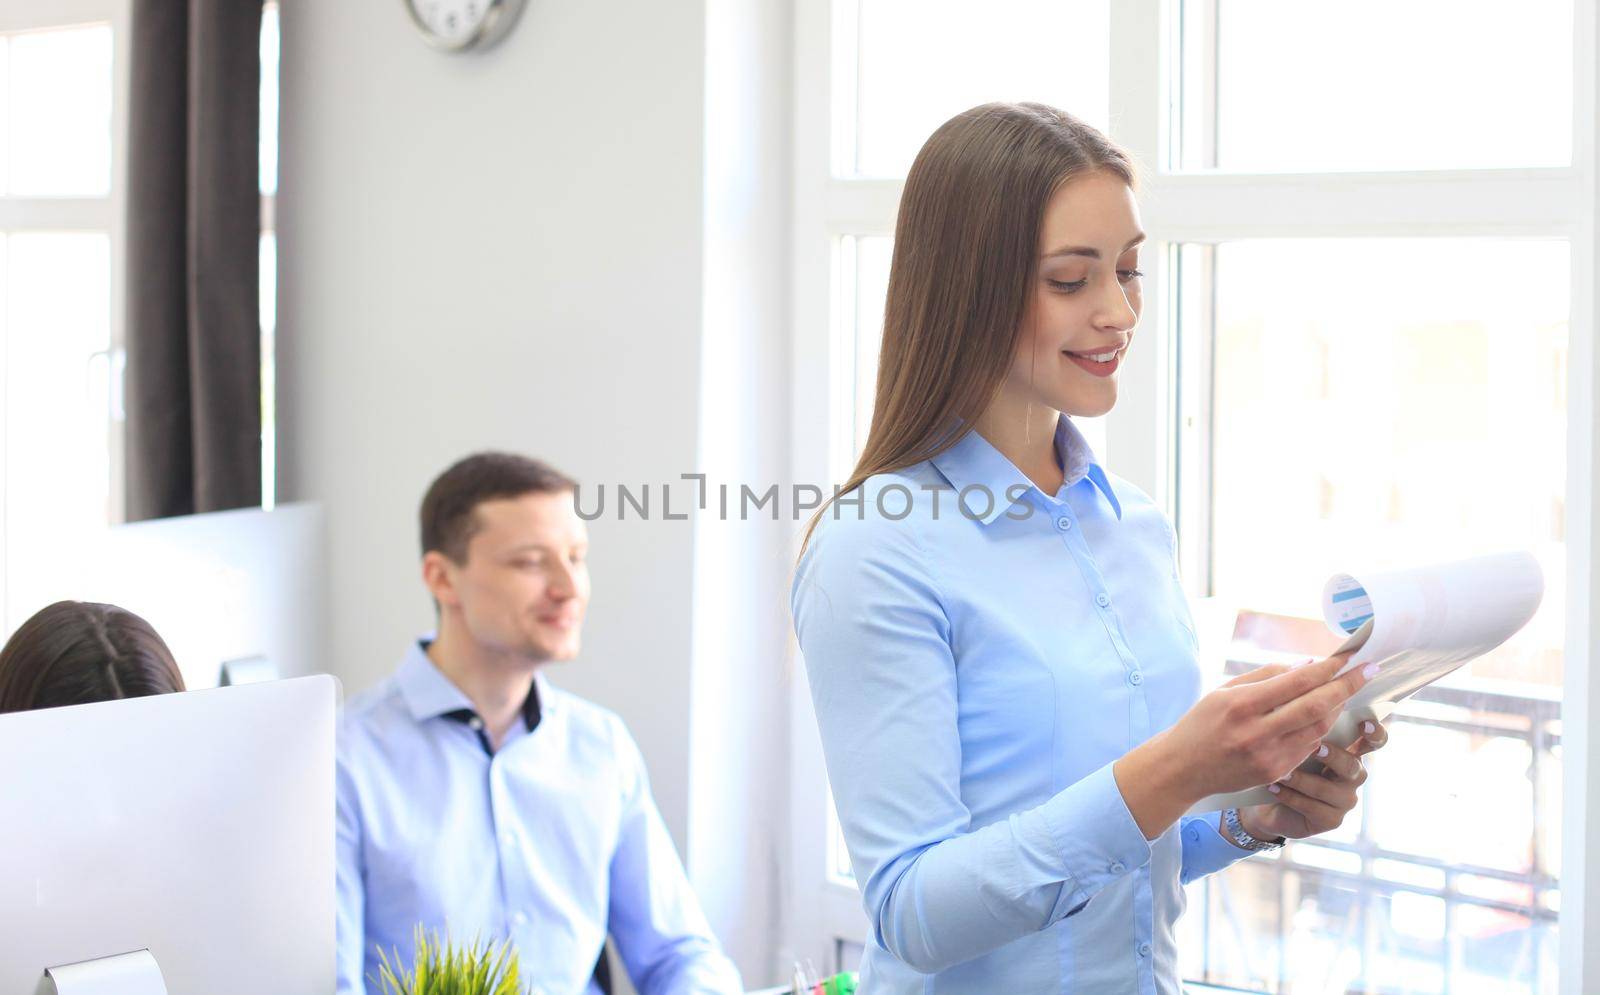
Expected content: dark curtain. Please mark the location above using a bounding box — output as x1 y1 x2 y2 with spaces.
125 0 264 521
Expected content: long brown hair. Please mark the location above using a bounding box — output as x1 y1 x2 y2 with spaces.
801 102 1136 551
0 601 185 713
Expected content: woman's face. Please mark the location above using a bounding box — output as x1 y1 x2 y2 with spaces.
1003 169 1145 419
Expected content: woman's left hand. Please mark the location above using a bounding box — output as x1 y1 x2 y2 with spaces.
1239 719 1390 841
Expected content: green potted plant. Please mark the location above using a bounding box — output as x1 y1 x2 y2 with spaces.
372 926 526 995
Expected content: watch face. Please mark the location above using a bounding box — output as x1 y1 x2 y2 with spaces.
407 0 494 49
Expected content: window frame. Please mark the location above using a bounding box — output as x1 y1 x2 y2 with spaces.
0 0 131 628
786 0 1600 989
0 0 278 626
786 0 871 970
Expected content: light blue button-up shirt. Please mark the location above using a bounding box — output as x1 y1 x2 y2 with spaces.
791 416 1251 994
336 642 742 995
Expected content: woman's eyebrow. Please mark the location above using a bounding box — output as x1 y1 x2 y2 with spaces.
1042 232 1147 259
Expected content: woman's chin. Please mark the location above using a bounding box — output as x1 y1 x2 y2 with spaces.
1060 389 1117 419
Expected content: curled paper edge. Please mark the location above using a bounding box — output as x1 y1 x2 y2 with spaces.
1187 552 1543 816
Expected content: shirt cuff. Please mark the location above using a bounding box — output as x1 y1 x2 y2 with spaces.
1180 810 1253 883
1037 760 1153 922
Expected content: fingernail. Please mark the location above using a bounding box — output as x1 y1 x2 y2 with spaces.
1268 784 1281 794
1364 721 1376 735
1361 662 1380 680
1317 744 1330 758
1280 771 1293 782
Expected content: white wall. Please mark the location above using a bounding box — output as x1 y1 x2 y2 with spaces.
278 0 705 828
277 0 791 985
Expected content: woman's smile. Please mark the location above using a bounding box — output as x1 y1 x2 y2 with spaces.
1063 340 1128 377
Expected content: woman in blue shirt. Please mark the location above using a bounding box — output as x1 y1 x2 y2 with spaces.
790 103 1389 994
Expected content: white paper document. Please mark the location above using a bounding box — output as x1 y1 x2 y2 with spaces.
1187 551 1545 815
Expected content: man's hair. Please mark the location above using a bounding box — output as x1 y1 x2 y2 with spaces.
420 452 578 564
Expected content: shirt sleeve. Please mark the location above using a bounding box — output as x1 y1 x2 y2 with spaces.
791 514 1155 976
335 748 368 995
606 722 744 995
1180 811 1254 884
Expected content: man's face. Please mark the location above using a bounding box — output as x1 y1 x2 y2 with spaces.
430 491 590 664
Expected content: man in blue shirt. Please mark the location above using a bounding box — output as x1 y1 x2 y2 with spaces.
336 452 742 995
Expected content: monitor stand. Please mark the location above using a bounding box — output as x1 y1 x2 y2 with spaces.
36 950 168 995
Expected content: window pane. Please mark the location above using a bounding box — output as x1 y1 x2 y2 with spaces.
0 39 10 194
3 233 113 625
842 235 890 464
847 0 1109 178
261 4 280 197
7 25 113 196
1180 0 1572 172
260 232 276 508
1178 238 1565 993
1205 238 1566 678
839 234 1107 471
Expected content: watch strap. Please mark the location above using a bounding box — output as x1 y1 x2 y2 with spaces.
1223 806 1285 851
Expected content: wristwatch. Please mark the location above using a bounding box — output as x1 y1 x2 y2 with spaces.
1222 807 1285 851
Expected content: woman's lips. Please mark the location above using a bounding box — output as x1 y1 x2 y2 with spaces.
1064 348 1124 377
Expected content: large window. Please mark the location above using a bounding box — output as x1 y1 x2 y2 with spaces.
0 3 122 630
0 1 279 632
1172 238 1568 993
790 1 1597 990
1165 1 1579 987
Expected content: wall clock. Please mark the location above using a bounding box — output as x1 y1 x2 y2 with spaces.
403 0 526 52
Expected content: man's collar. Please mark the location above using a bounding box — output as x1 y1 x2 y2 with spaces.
930 414 1122 525
396 639 550 733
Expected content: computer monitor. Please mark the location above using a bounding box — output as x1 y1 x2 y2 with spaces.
0 675 337 994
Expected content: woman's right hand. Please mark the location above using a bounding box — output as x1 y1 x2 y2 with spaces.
1113 652 1376 839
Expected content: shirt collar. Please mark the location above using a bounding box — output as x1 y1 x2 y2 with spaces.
395 638 549 733
930 414 1122 525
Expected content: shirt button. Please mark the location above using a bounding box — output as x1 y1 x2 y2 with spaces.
1108 860 1125 874
1128 670 1143 686
1096 593 1111 607
1056 516 1073 531
467 716 484 731
1138 942 1152 958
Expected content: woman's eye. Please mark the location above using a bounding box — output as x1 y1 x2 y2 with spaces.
1047 278 1087 293
1118 268 1144 283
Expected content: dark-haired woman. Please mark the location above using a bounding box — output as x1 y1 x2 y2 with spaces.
0 600 185 713
791 103 1390 993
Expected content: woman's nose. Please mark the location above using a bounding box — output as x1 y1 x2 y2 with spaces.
1097 279 1138 331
